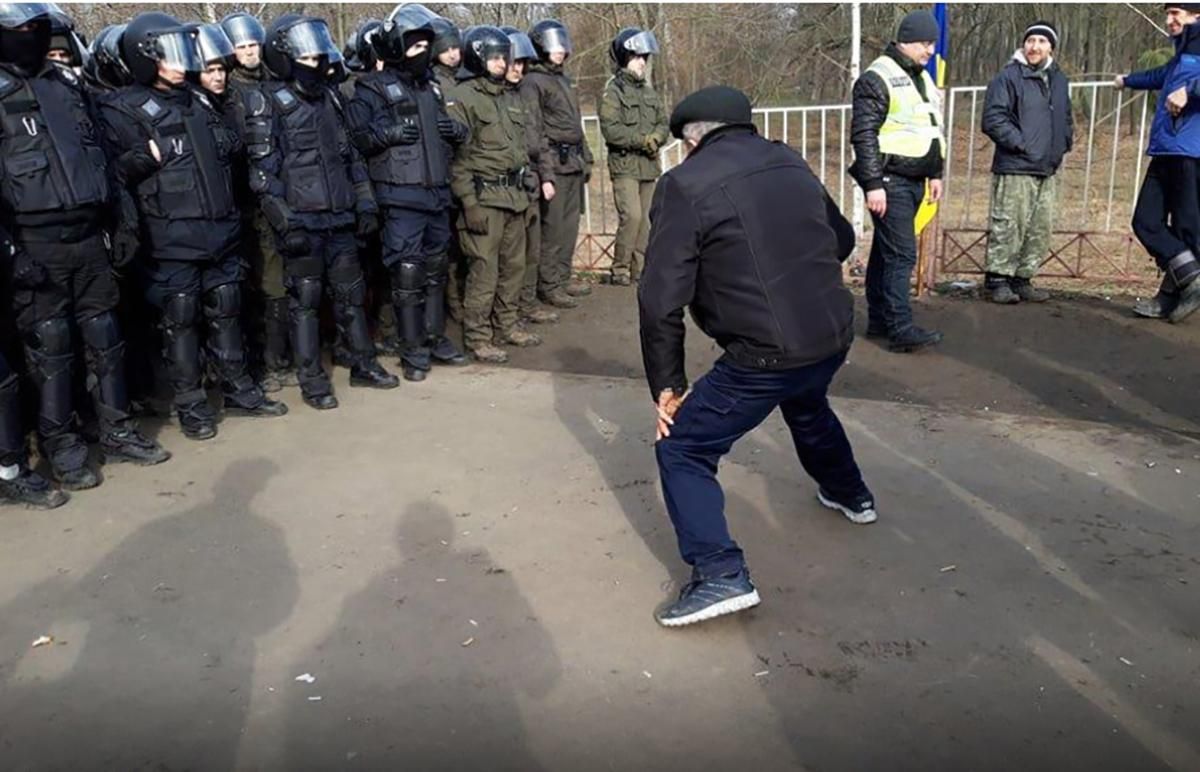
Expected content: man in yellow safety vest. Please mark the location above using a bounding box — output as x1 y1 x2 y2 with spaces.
850 10 946 353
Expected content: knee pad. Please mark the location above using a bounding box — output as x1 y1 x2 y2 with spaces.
332 275 366 307
202 283 242 319
162 292 200 331
23 316 72 357
79 311 122 350
390 260 425 304
292 277 323 310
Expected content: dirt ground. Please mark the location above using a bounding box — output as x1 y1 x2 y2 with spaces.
1 285 1198 771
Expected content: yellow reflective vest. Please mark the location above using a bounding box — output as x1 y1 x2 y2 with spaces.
867 55 945 159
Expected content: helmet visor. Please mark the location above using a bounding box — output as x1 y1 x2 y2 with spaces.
156 28 203 73
283 19 338 59
0 2 62 27
197 24 234 66
221 14 264 47
507 31 536 61
539 26 572 56
621 30 659 56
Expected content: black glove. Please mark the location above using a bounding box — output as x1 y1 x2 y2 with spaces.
437 116 458 141
383 122 420 146
462 205 489 235
261 195 295 236
110 227 140 269
10 247 49 289
281 230 310 257
356 211 379 239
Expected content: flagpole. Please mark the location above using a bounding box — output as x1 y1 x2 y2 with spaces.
850 2 864 243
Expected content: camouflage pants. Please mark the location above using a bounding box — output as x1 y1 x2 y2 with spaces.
985 173 1057 279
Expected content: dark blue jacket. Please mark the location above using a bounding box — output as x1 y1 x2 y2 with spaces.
638 126 855 399
1125 20 1200 157
982 52 1073 176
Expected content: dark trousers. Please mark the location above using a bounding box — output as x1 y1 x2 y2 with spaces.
654 352 871 579
1132 156 1200 269
865 175 924 334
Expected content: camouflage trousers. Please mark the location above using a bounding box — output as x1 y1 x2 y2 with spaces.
985 173 1057 278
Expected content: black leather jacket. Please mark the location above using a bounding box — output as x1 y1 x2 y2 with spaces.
850 43 944 191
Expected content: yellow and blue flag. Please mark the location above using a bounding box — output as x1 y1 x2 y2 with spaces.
915 2 947 235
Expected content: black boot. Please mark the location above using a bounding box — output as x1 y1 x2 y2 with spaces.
985 273 1019 304
0 463 69 509
1133 274 1179 319
1010 276 1049 303
888 325 944 353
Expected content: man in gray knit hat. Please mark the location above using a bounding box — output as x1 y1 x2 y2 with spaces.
850 9 946 352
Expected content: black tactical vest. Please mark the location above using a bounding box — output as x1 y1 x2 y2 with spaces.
0 65 109 217
110 86 237 221
271 84 356 214
360 70 452 189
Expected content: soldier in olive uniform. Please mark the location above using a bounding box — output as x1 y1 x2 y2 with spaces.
448 26 540 363
599 27 668 286
430 16 461 94
525 19 594 307
502 28 559 327
430 16 470 325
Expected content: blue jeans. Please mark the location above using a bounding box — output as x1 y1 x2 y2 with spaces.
865 175 924 334
654 352 871 579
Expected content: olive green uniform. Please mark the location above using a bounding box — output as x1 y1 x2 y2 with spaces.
524 62 594 295
447 77 531 351
598 70 669 281
514 79 555 316
435 63 468 322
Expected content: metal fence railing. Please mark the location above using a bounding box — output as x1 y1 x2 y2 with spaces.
576 104 857 271
577 83 1157 284
937 81 1154 282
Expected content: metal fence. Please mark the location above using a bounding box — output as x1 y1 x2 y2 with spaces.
938 82 1154 282
577 82 1158 285
575 104 858 271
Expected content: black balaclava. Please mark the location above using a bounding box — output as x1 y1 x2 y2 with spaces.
400 47 431 78
292 58 327 93
0 20 52 73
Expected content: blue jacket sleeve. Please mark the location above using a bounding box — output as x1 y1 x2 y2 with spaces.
346 80 395 158
1125 62 1172 91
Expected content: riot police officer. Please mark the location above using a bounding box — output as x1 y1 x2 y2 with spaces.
348 3 469 382
599 27 668 286
82 24 132 94
526 19 595 307
222 11 295 393
196 23 236 109
0 2 168 489
502 27 559 327
449 26 539 363
252 14 399 409
100 12 287 440
344 17 383 76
